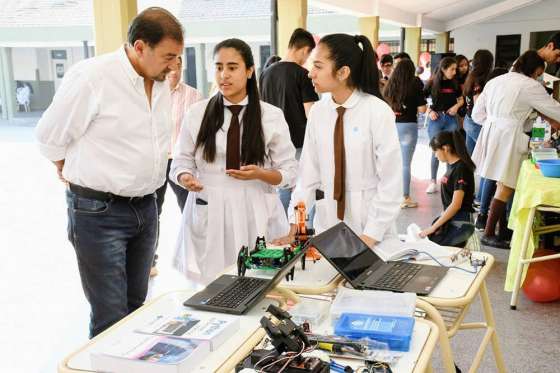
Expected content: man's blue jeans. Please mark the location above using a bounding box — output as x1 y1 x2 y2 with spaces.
427 113 457 180
66 190 158 338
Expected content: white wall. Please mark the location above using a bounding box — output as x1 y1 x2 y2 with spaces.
12 48 38 80
12 46 90 83
451 0 560 58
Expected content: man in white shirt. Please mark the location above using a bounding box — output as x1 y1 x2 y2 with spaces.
35 7 184 338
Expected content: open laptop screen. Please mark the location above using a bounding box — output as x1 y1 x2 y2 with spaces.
311 222 382 281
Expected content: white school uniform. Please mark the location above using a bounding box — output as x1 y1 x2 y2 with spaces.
471 72 560 188
288 90 402 242
170 96 297 284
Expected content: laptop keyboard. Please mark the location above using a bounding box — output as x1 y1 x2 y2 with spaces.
205 277 269 308
372 262 423 291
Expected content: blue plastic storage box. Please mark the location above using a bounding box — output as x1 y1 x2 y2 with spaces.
334 313 415 352
537 159 560 178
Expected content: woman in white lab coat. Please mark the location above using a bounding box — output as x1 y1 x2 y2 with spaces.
277 33 402 248
472 50 560 248
170 38 297 283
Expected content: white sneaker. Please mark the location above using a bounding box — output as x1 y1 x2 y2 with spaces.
426 182 438 194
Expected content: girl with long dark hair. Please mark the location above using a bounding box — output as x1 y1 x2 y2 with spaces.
424 57 464 194
275 33 401 248
419 130 475 247
472 50 560 248
170 38 297 282
463 50 494 154
455 54 470 127
384 58 427 208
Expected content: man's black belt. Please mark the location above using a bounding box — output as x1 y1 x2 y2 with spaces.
69 183 153 203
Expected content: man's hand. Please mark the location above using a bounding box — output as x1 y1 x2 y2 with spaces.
447 107 458 116
53 159 67 184
226 165 263 181
178 173 203 192
429 111 439 121
360 234 378 248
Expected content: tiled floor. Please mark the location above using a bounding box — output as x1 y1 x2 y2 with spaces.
1 124 559 373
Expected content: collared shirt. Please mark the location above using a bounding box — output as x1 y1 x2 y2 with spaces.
170 94 297 189
289 90 402 241
35 45 172 197
170 82 203 153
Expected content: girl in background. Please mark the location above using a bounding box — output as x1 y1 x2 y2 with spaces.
384 58 427 208
463 50 494 155
472 50 560 248
424 57 464 194
455 54 470 129
420 130 475 247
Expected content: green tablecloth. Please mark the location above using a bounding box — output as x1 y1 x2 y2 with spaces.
505 159 560 291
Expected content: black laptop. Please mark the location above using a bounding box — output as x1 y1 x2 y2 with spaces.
310 222 448 296
184 245 307 314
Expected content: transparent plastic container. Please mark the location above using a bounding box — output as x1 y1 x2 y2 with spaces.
289 297 330 329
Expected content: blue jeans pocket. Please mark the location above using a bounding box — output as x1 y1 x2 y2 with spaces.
73 196 110 214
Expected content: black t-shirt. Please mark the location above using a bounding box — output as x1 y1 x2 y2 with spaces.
259 62 319 148
465 80 485 117
440 160 475 213
395 77 427 123
424 79 462 112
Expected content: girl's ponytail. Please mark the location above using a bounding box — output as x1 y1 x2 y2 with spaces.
355 35 381 99
452 130 476 172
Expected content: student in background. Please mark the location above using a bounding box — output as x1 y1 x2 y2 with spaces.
420 131 475 247
424 57 464 194
275 33 402 248
151 56 203 277
383 58 427 209
472 50 560 248
530 32 560 75
393 52 411 66
472 67 508 232
259 28 319 213
163 56 204 212
463 50 494 155
262 55 281 71
379 54 394 89
455 54 470 129
461 50 494 231
171 38 297 283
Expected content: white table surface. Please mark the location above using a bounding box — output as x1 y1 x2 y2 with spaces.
67 290 275 373
414 249 489 299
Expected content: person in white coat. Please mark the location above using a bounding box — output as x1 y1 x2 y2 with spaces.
472 50 560 248
170 38 297 284
276 33 402 248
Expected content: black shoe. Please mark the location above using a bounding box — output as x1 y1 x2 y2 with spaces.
499 227 513 242
480 235 510 249
475 214 487 231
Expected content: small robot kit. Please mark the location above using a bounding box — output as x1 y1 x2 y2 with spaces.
237 236 304 280
237 202 320 281
235 304 330 373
